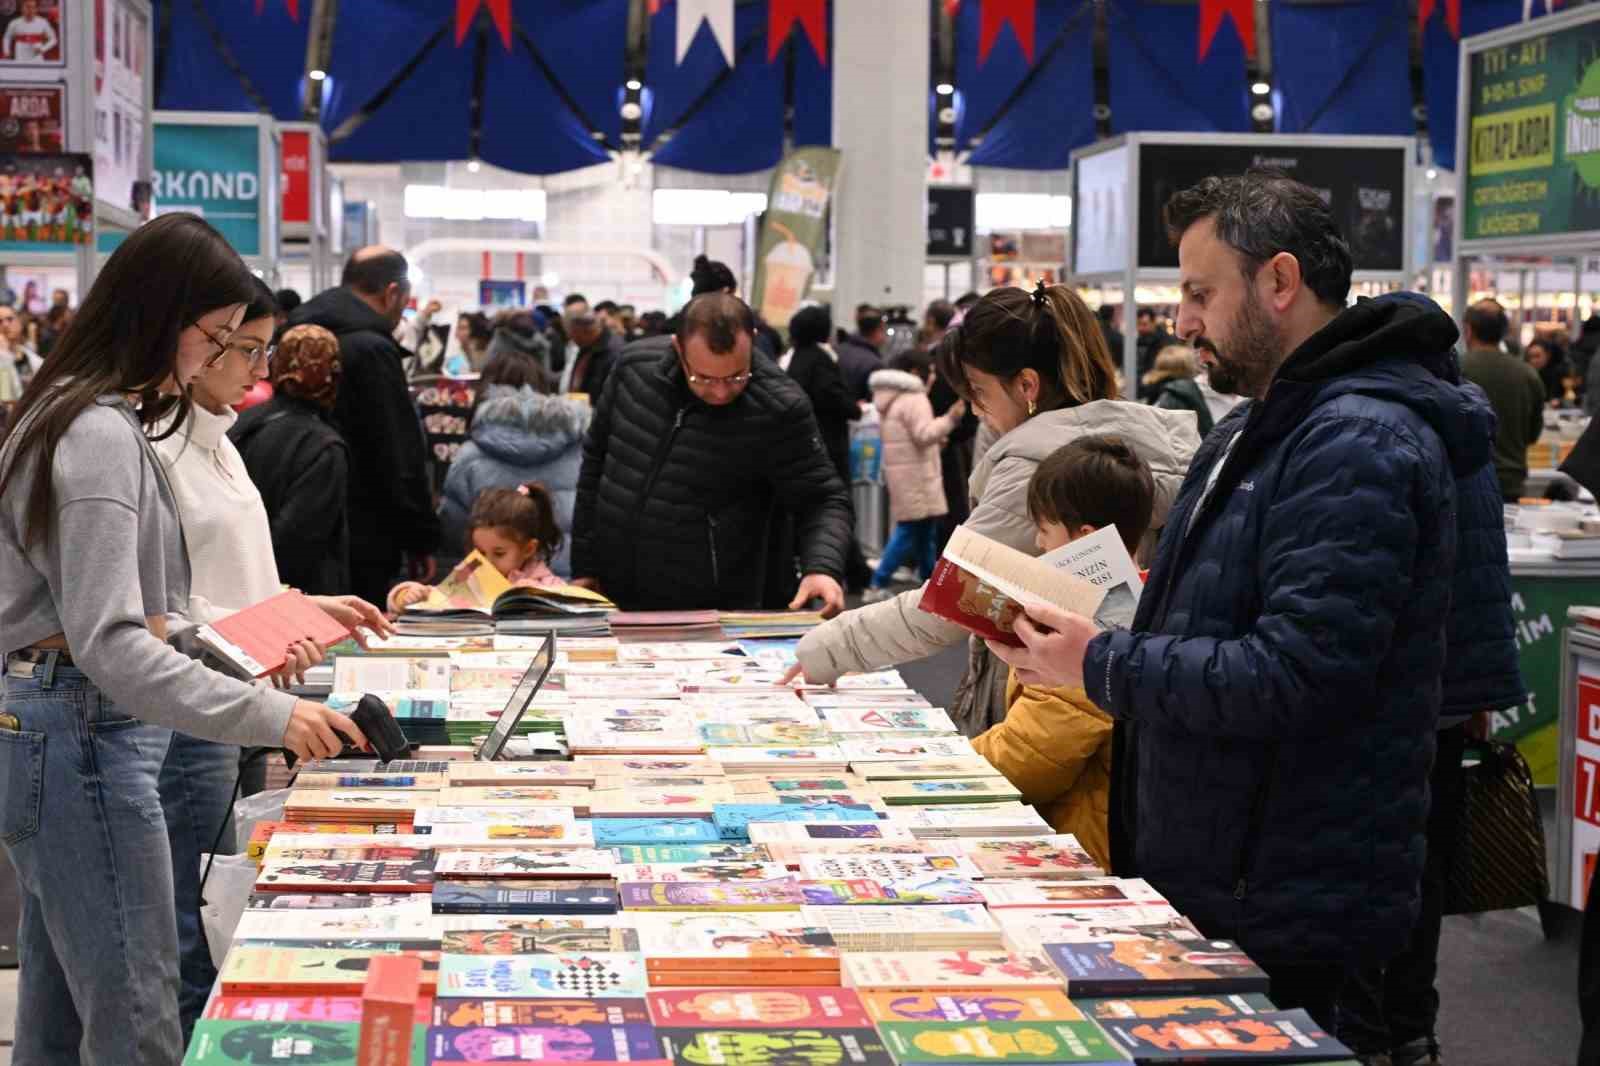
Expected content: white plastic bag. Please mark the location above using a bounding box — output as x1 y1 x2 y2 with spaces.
231 786 289 853
200 853 259 969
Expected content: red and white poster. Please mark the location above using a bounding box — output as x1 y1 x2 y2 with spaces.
1573 663 1600 905
280 128 310 226
0 84 61 153
0 0 63 67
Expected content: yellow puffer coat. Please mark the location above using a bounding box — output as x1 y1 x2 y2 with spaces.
972 671 1113 870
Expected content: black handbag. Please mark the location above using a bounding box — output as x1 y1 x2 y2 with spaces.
1443 740 1550 915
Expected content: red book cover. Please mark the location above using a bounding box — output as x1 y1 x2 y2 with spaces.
916 527 1104 648
917 557 1025 647
647 987 869 1029
359 955 422 1066
199 590 351 678
206 995 433 1025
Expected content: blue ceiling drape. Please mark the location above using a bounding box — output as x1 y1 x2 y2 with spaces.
1106 0 1250 135
1273 0 1414 135
155 0 311 117
966 3 1095 169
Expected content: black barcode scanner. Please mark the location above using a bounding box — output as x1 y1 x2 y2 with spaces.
282 693 411 769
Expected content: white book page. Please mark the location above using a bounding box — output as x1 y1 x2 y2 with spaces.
942 526 1106 619
1037 525 1144 629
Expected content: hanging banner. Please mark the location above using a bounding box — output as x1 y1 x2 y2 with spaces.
1462 13 1600 242
751 146 840 333
152 122 262 257
280 128 310 225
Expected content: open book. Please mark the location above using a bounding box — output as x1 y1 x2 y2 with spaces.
917 525 1140 646
402 551 615 621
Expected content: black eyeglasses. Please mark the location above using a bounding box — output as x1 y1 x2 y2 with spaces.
195 321 275 369
680 357 751 388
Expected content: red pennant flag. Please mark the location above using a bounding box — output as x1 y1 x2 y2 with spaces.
253 0 300 18
456 0 513 49
978 0 1035 64
648 0 663 14
769 0 827 63
944 0 963 15
1418 0 1461 38
1198 0 1254 60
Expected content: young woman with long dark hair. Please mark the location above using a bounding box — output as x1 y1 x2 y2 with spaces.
0 213 366 1063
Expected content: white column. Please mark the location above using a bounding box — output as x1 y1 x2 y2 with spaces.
831 0 928 315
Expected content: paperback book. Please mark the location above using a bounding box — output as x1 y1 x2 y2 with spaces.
646 987 871 1029
591 817 724 846
632 912 838 968
614 861 792 882
181 1020 384 1065
253 858 436 893
874 777 1023 806
916 525 1108 647
706 746 851 773
856 760 1000 782
587 785 739 819
204 995 434 1024
1097 1008 1352 1062
1076 994 1277 1022
798 905 1003 952
608 843 774 864
876 1019 1127 1064
841 951 1063 993
617 879 804 911
431 879 620 916
839 738 979 764
957 837 1103 880
748 822 917 845
820 707 959 736
1000 911 1204 953
1042 940 1270 997
431 848 616 879
218 947 439 995
712 802 882 839
859 990 1082 1025
796 876 984 907
440 927 640 955
976 879 1167 910
425 1021 661 1063
431 997 651 1027
436 952 648 999
656 1027 893 1066
795 855 984 883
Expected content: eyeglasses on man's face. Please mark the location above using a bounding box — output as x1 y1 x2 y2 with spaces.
195 320 275 369
680 358 751 388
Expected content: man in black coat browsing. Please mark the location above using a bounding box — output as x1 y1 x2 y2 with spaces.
571 293 850 615
289 247 441 606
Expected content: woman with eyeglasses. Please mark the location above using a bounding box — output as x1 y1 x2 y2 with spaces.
0 214 373 1063
149 276 390 1043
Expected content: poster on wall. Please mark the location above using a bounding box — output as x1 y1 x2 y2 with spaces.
0 84 61 153
1464 15 1600 243
750 147 841 336
94 0 146 214
1135 142 1407 273
0 152 92 250
152 122 261 256
281 128 311 227
926 186 974 259
1073 145 1130 276
0 0 63 66
479 279 525 308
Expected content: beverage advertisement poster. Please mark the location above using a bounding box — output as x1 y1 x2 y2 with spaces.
94 0 147 214
0 84 61 153
751 147 840 336
152 122 261 256
0 0 63 67
0 151 92 250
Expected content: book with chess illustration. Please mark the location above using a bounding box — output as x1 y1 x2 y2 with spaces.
917 525 1107 647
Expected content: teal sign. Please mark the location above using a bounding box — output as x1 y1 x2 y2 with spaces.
152 123 261 257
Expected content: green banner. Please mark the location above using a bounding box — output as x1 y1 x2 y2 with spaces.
751 146 840 336
1464 16 1600 241
1500 575 1600 785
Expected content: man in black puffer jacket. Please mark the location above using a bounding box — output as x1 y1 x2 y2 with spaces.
572 293 849 614
989 173 1497 1033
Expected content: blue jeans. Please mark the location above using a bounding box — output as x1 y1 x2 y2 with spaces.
872 517 941 588
0 653 182 1065
159 732 240 1043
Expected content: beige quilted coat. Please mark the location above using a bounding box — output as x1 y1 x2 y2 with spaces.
871 368 960 524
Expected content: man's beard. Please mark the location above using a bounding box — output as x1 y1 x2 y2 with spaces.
1209 294 1287 400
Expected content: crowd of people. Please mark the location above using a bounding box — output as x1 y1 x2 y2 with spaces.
0 169 1582 1066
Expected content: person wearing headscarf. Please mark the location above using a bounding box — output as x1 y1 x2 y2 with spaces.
229 323 352 594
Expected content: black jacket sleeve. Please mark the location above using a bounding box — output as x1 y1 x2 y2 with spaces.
767 393 851 581
272 444 350 578
339 337 442 554
1440 460 1527 716
572 364 618 581
802 351 860 422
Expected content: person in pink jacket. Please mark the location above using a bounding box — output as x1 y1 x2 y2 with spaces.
865 350 966 601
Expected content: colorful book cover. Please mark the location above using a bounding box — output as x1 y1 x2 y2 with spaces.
432 848 615 879
290 772 446 790
821 708 959 735
245 893 427 911
1041 940 1270 997
181 1020 375 1064
799 905 1002 949
218 947 439 995
797 856 982 883
976 880 1167 910
254 858 436 893
204 995 432 1025
633 912 836 965
656 1027 894 1066
856 760 999 782
877 1019 1126 1063
432 997 651 1028
592 818 723 846
1075 995 1277 1022
440 927 640 955
647 988 871 1029
711 803 881 840
748 822 917 844
231 907 435 943
768 841 958 865
859 991 1082 1025
571 756 725 777
587 786 739 818
838 738 979 763
615 861 791 882
875 778 1022 806
437 952 648 999
432 880 620 915
617 879 803 911
608 843 774 864
958 838 1104 880
1001 914 1204 953
742 776 862 794
798 877 984 907
426 1021 661 1063
842 951 1063 992
1097 1008 1353 1061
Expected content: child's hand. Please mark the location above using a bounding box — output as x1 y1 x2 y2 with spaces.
387 582 429 614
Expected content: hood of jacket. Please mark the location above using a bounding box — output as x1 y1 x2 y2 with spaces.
288 286 397 342
1263 292 1492 478
469 385 591 466
870 369 927 410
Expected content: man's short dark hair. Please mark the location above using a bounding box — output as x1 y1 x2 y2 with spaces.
677 292 756 354
341 249 409 296
563 293 588 308
954 291 981 311
594 300 619 315
1136 307 1155 322
1467 300 1509 346
274 288 302 313
1163 170 1354 309
1096 305 1116 325
926 300 955 331
1026 436 1155 556
790 305 832 348
859 312 885 336
856 303 877 317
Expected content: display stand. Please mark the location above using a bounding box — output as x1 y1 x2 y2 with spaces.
1555 615 1600 907
1070 132 1414 397
1509 564 1600 787
152 110 280 278
277 121 332 295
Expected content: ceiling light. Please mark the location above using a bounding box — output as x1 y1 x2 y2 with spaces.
308 68 327 81
936 82 954 95
1251 101 1274 123
625 78 643 92
1426 167 1438 180
1251 81 1270 96
467 159 481 173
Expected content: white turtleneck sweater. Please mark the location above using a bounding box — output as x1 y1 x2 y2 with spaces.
151 402 283 623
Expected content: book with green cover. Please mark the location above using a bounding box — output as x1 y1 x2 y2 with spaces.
877 1020 1127 1064
181 1020 425 1065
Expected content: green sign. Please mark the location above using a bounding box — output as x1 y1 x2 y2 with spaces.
1499 574 1600 786
151 122 261 257
1464 17 1600 241
751 146 840 337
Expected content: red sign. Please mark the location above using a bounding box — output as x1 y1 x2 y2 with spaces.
1581 675 1600 746
1577 753 1600 829
281 129 311 225
0 85 62 153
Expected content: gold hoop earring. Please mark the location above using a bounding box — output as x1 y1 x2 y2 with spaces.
1027 399 1037 417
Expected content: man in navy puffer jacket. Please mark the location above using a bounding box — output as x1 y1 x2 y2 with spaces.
990 173 1497 1032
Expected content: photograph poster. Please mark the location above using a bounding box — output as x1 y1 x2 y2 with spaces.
0 0 62 66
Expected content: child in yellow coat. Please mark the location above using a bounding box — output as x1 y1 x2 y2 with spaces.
971 436 1154 870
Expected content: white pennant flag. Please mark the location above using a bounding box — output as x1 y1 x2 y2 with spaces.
676 0 736 67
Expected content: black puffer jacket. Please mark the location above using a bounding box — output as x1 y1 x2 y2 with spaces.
572 340 851 610
1088 293 1495 966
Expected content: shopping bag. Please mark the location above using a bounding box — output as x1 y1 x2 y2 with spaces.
1443 740 1550 915
200 853 260 969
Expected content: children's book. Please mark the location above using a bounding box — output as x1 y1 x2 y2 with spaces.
436 952 648 999
976 879 1167 910
890 804 1053 839
281 790 434 823
1041 940 1270 997
856 760 999 782
957 837 1104 880
631 912 837 967
441 927 640 955
290 771 446 791
839 738 979 764
244 893 431 912
796 876 984 907
587 785 739 819
425 1021 662 1063
204 995 433 1024
841 951 1064 993
646 987 871 1029
572 755 726 777
798 905 1003 952
218 947 439 995
431 997 650 1028
876 1019 1128 1064
608 843 774 864
431 879 620 916
439 786 593 811
747 822 917 845
253 858 436 893
431 848 616 880
1097 1008 1352 1062
1001 912 1204 953
796 855 983 883
655 1027 894 1066
181 1020 377 1065
821 707 959 736
591 817 723 846
874 777 1023 806
1075 995 1277 1022
706 746 851 772
614 861 791 882
712 803 881 840
231 908 439 943
617 879 804 911
444 761 595 786
698 719 833 747
859 990 1082 1025
767 840 959 866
